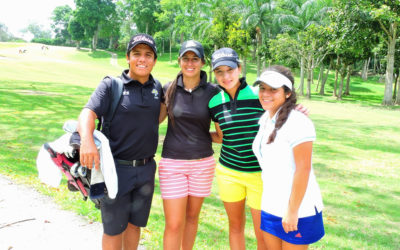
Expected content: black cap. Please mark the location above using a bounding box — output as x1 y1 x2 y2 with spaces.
179 40 204 59
127 33 157 59
211 48 240 70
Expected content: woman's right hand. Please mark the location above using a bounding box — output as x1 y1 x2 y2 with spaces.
282 209 299 234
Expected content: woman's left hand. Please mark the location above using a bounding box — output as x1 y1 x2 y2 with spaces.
282 209 299 233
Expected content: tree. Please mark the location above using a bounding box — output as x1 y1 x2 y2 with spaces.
51 5 73 44
328 1 379 99
0 23 13 42
276 0 332 94
21 23 52 40
242 0 275 76
74 0 116 51
269 25 328 98
123 0 161 35
359 1 400 105
68 17 85 49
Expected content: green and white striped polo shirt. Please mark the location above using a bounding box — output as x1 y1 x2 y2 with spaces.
209 78 264 172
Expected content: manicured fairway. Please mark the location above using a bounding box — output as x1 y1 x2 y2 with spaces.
1 42 399 249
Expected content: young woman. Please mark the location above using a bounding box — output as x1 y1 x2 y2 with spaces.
158 40 222 250
252 65 324 249
208 48 266 250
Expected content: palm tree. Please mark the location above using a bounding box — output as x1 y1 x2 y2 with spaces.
241 0 275 76
275 0 332 96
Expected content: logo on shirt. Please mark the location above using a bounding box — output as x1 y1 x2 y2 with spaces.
151 89 159 99
123 90 129 95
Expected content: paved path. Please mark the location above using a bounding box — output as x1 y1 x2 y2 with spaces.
0 175 102 250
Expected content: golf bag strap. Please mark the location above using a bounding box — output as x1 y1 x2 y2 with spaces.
97 76 124 138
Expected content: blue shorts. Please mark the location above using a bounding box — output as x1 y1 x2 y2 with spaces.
100 159 156 236
260 208 324 245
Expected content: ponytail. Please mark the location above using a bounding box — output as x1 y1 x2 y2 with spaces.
265 65 297 144
165 71 182 126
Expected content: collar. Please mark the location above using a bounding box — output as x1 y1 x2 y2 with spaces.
177 70 208 90
218 77 248 98
268 107 283 124
121 69 155 86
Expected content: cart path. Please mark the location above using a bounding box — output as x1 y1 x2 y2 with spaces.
0 174 103 250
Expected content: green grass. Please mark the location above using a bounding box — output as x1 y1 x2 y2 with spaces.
1 42 399 249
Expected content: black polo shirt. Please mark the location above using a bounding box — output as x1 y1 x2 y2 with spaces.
85 69 163 161
161 71 220 160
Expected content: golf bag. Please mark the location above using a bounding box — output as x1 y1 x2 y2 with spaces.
36 121 118 209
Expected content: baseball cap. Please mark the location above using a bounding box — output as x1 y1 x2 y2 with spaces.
211 48 240 70
179 40 204 59
254 70 293 90
126 33 157 58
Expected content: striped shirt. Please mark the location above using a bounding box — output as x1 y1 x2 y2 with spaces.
208 78 264 172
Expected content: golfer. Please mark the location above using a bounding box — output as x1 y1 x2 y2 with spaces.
252 65 324 249
77 33 163 250
158 40 221 250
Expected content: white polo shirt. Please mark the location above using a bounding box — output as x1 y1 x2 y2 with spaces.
252 110 323 218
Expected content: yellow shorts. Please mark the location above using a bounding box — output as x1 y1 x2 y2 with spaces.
215 164 263 210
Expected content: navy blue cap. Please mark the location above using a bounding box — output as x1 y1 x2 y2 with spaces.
179 40 204 59
127 33 157 58
211 48 240 70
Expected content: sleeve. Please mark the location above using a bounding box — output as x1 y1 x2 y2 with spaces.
161 81 171 104
286 111 316 148
208 90 221 123
208 105 219 123
84 77 112 118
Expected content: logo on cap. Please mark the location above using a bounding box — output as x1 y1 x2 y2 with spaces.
132 35 154 45
185 40 197 48
213 52 236 61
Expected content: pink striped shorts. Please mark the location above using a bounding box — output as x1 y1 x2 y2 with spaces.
158 156 216 199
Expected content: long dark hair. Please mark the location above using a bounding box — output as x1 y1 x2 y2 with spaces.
165 71 182 126
266 65 297 144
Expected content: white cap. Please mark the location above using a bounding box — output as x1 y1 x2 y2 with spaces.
255 71 292 90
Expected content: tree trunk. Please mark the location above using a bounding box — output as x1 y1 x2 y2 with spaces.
337 72 345 100
92 25 99 51
242 35 247 77
382 23 397 106
333 56 340 97
373 53 377 74
146 23 149 34
162 39 164 56
395 72 400 105
393 69 399 100
333 69 338 97
307 68 312 99
316 63 325 91
252 41 257 63
319 60 331 95
298 57 305 96
345 65 352 95
361 58 370 80
76 40 80 50
108 37 113 50
256 29 262 76
169 37 172 63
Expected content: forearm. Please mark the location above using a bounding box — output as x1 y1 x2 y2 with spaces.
288 141 313 213
288 168 310 213
210 122 223 143
159 103 167 124
77 108 96 141
77 108 100 169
